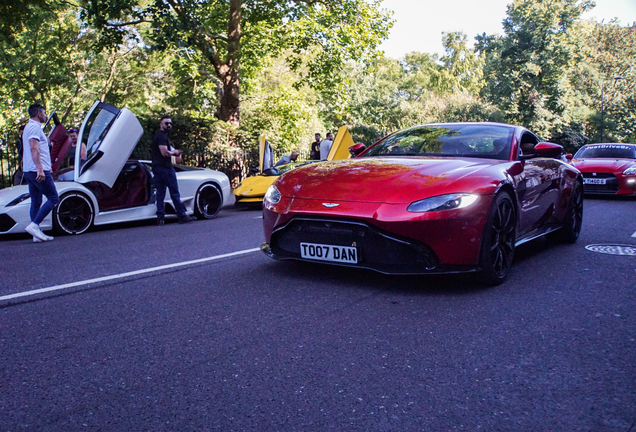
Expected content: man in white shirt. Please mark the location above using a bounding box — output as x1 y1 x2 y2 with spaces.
320 132 334 160
22 104 60 242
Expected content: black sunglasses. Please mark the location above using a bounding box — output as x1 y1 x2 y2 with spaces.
68 128 78 133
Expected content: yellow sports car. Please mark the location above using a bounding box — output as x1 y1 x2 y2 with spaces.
233 126 354 206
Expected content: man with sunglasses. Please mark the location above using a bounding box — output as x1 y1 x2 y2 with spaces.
151 116 195 225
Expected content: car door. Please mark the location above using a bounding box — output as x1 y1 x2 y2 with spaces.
258 136 274 173
74 101 144 188
516 132 561 236
326 126 355 161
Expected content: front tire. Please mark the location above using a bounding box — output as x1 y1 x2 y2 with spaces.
54 192 94 235
194 183 222 219
479 192 516 286
558 179 583 243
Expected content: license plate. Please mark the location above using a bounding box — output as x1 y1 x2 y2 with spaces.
300 242 358 264
584 178 606 185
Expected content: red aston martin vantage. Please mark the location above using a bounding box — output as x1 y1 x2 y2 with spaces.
261 123 584 285
568 143 636 196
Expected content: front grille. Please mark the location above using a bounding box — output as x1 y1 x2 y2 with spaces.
582 173 619 193
270 218 439 274
0 214 17 232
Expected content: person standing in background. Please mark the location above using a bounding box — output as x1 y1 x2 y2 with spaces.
310 133 321 160
320 132 334 160
66 128 87 162
12 124 25 185
275 150 299 167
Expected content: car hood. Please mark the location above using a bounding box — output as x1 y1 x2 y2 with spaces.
571 158 636 173
276 157 505 204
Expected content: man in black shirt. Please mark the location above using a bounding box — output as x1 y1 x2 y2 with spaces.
13 124 25 185
309 133 321 160
152 116 195 225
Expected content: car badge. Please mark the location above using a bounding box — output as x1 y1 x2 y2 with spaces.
322 203 339 208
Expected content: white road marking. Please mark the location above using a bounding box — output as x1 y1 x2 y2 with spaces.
632 231 636 238
0 247 261 303
254 216 263 219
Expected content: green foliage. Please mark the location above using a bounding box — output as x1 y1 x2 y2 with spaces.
0 1 81 129
81 0 394 125
338 38 499 135
549 123 589 153
576 21 636 143
349 125 384 145
477 0 594 136
439 32 484 95
240 57 325 156
133 113 254 159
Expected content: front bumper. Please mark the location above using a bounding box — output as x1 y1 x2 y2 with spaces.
581 172 636 195
262 217 478 275
0 205 53 234
234 196 264 207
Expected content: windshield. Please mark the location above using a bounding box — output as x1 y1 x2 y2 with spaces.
574 144 636 159
262 160 318 176
363 124 515 161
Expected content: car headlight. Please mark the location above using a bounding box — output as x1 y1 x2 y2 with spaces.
6 193 30 207
623 166 636 175
407 193 479 213
264 185 282 204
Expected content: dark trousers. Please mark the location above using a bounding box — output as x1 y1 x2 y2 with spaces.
24 171 60 224
153 166 186 218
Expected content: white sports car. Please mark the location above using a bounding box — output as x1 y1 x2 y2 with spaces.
0 101 232 236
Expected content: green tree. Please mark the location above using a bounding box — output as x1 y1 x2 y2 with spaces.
580 21 636 143
240 56 325 156
476 0 594 136
0 2 81 127
82 0 393 127
0 1 172 133
439 31 484 95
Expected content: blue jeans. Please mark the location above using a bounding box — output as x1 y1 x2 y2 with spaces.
153 166 186 218
24 171 60 225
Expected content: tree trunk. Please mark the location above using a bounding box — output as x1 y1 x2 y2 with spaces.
214 0 241 127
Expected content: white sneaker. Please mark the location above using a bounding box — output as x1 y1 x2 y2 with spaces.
41 232 54 241
33 237 44 243
25 222 48 242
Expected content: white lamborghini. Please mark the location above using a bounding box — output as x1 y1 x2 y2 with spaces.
0 101 232 236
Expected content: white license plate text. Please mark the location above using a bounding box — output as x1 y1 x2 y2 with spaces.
300 242 358 264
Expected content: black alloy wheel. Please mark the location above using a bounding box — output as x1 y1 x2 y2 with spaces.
54 193 94 235
195 183 222 219
558 179 583 243
479 192 516 286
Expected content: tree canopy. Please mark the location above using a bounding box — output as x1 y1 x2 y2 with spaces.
81 0 393 126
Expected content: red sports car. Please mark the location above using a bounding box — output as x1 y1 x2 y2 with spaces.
261 123 583 285
568 143 636 196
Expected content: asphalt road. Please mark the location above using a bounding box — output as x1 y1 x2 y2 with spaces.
1 197 635 431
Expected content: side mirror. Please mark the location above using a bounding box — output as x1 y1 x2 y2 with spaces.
534 142 563 159
349 143 366 157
